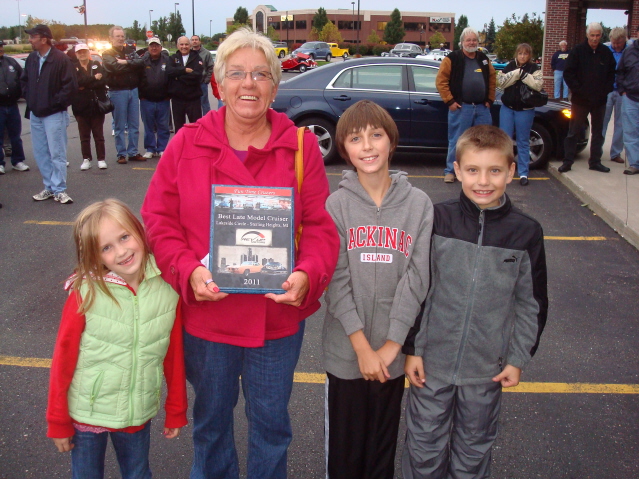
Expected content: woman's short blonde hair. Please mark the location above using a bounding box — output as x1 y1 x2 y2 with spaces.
214 28 282 87
515 43 533 61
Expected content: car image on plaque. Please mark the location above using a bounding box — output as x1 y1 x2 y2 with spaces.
227 261 264 276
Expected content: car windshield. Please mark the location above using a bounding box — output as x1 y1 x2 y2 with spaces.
396 45 411 50
300 43 317 49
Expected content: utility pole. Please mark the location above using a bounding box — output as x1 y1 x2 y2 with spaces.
192 0 195 37
356 0 360 56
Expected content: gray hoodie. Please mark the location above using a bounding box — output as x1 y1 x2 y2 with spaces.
323 170 434 380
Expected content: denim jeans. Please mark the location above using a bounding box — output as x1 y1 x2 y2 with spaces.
553 70 569 99
140 99 170 154
622 94 639 168
30 111 69 194
445 103 492 174
71 421 152 479
110 89 140 157
499 105 535 178
0 104 26 166
184 321 306 479
201 83 211 115
602 90 624 159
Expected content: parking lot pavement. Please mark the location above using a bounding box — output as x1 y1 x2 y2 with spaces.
1 102 639 478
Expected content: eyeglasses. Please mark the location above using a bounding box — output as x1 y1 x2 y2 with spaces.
225 70 273 82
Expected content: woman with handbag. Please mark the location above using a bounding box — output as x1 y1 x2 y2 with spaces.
71 43 108 170
497 43 545 185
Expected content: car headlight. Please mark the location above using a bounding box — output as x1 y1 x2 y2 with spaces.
562 108 571 119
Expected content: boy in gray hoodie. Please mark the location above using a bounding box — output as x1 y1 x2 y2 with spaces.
323 100 434 479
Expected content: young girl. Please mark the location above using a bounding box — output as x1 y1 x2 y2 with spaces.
323 100 434 478
46 198 187 478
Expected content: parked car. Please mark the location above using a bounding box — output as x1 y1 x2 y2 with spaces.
281 52 317 73
292 41 333 61
328 43 349 59
263 262 288 275
389 43 423 58
417 48 451 62
272 42 288 59
492 59 509 71
272 57 588 169
227 261 263 276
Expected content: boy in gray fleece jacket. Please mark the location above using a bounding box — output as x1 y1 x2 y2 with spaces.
323 100 434 479
402 125 548 479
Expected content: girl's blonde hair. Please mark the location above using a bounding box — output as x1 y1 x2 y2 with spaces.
72 199 150 313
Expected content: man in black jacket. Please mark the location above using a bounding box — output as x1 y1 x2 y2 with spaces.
0 40 29 175
139 38 172 158
169 36 204 132
21 25 77 204
103 25 146 164
560 22 617 173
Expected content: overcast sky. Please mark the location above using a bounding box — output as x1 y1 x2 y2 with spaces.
1 0 631 39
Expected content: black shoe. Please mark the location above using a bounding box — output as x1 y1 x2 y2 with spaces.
520 177 529 186
558 162 572 173
589 163 610 173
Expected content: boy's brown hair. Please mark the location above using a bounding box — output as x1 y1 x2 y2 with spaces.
335 100 399 166
455 124 515 166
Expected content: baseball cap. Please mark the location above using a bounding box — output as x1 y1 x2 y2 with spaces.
148 37 162 46
25 24 53 39
75 43 89 52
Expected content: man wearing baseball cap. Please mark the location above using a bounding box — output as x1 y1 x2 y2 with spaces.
0 40 29 175
21 24 77 204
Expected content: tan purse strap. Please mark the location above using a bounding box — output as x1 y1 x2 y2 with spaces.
294 127 306 252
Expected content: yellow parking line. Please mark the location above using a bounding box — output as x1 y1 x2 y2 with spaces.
23 220 74 226
2 356 636 393
132 167 156 171
544 236 608 241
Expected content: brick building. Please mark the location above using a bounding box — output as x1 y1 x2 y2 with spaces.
227 6 455 48
542 0 639 91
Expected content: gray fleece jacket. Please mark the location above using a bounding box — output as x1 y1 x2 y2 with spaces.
323 170 434 380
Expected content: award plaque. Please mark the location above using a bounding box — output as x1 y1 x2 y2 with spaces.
209 185 295 294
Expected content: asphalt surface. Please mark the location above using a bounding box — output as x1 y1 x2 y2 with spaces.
1 80 638 478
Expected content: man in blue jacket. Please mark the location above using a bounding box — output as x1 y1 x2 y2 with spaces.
21 25 77 204
617 26 639 175
601 27 628 165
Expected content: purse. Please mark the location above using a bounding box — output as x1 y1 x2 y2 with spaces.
519 83 548 108
93 91 115 115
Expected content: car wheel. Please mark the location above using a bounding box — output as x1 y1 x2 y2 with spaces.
299 64 307 73
343 52 349 59
298 117 337 164
243 269 250 277
308 53 315 60
528 122 553 170
279 50 285 59
325 53 332 62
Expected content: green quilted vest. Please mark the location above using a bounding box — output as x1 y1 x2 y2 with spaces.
67 257 179 429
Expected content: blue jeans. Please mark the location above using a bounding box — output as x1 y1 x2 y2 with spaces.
201 83 211 115
553 70 569 99
0 104 26 166
499 105 535 178
140 99 170 154
184 321 306 479
30 111 69 194
110 89 140 157
71 421 152 479
445 103 492 174
622 94 639 169
602 90 624 159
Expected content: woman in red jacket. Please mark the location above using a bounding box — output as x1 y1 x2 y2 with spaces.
141 27 339 479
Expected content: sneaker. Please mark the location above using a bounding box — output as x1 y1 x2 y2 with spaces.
444 173 456 183
80 159 92 170
117 156 127 164
98 160 107 169
128 153 147 162
33 189 54 201
54 191 73 204
13 162 30 172
66 161 70 167
158 151 163 157
0 165 4 175
142 152 154 159
111 129 115 136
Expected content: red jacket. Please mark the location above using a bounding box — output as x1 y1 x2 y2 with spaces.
141 107 339 347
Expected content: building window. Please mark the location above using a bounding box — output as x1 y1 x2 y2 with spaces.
404 22 425 32
282 20 294 30
268 21 281 30
338 21 357 30
377 22 387 30
429 23 451 33
295 20 307 29
256 11 264 33
333 65 403 91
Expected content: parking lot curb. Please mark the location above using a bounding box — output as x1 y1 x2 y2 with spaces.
548 164 639 251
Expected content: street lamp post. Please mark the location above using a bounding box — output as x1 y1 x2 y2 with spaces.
174 3 179 48
356 0 360 56
149 10 153 33
192 0 194 37
210 20 212 40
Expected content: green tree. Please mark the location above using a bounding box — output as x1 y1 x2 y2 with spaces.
233 7 249 25
126 20 146 41
494 13 543 60
320 22 343 43
312 8 329 32
485 18 496 52
367 30 381 45
168 12 186 40
266 25 280 42
429 32 447 50
308 27 320 41
453 14 468 50
384 8 405 45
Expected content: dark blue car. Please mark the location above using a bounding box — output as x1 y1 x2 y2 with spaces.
272 57 587 168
